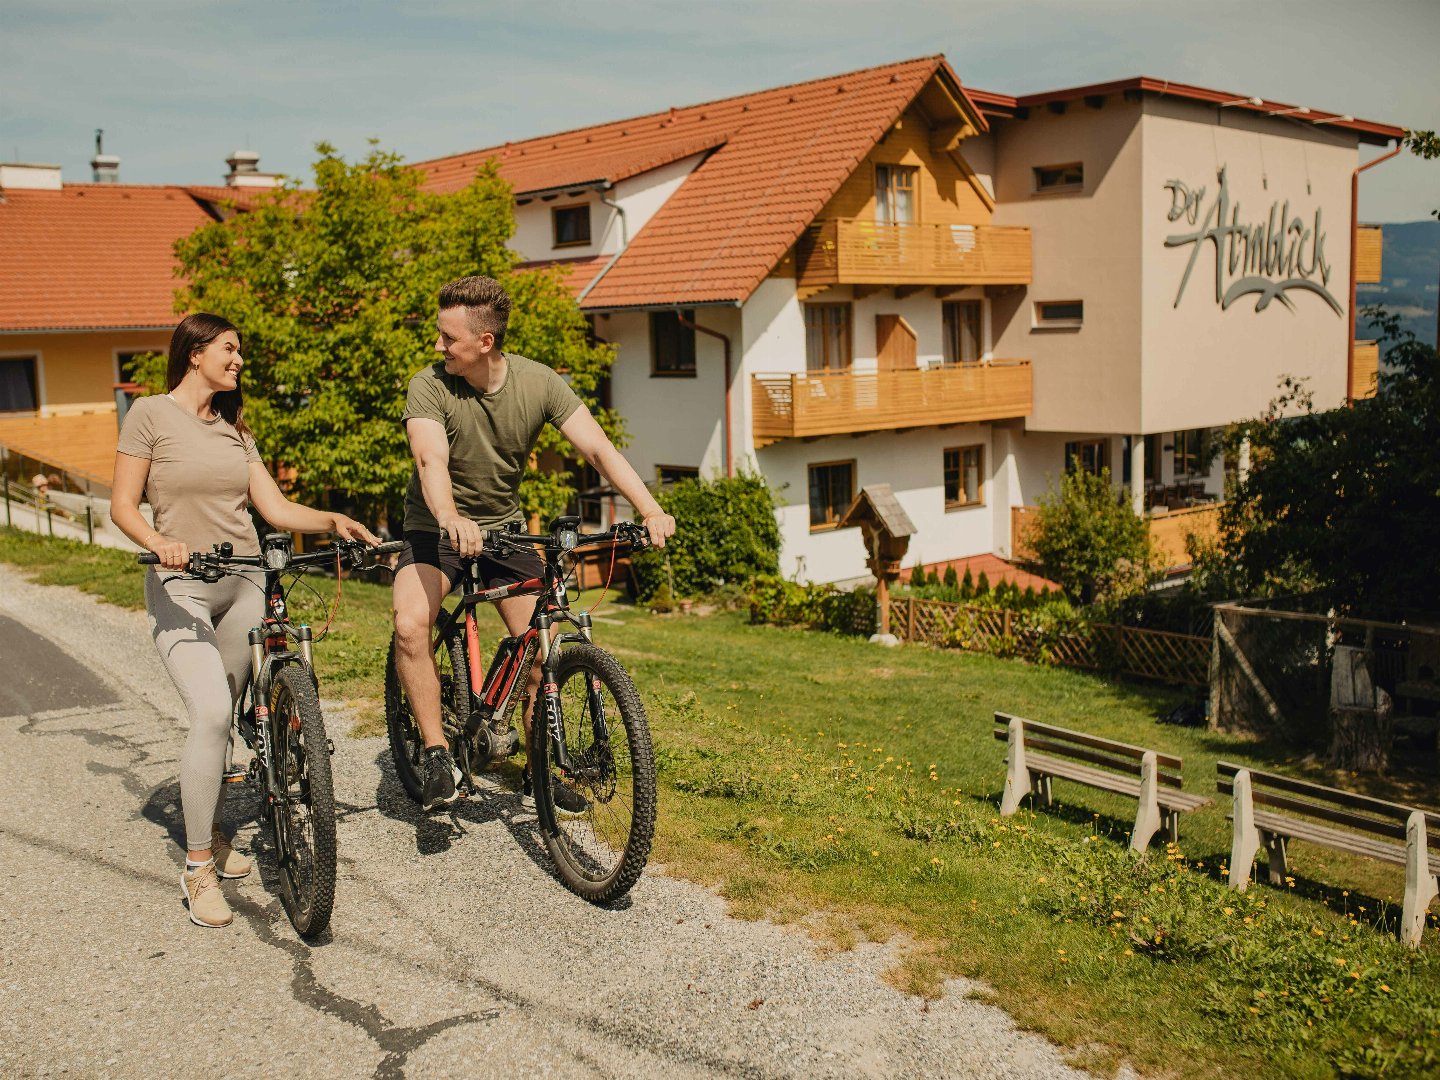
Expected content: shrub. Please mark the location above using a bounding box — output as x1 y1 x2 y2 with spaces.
1030 466 1154 608
630 470 780 601
748 575 875 637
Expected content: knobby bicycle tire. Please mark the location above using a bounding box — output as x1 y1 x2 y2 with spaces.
384 618 469 804
531 643 656 904
268 665 337 939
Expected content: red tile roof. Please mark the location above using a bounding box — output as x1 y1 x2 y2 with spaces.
418 56 986 310
0 184 216 331
515 254 611 298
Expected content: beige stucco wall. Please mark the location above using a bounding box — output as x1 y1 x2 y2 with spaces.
0 329 170 415
1138 98 1358 428
989 99 1145 434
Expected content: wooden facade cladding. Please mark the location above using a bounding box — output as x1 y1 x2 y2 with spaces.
796 219 1033 287
751 361 1032 446
1355 225 1383 284
1351 339 1380 400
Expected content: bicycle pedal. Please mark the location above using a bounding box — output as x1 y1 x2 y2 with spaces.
326 738 336 756
221 769 247 785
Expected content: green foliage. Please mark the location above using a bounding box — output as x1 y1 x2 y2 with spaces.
1030 467 1153 608
171 143 616 526
747 575 876 637
630 471 780 600
942 564 959 591
960 566 974 599
1215 313 1440 612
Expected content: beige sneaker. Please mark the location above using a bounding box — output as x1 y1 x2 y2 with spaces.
211 827 252 879
181 860 233 927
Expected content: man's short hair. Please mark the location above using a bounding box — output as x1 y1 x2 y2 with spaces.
438 275 512 349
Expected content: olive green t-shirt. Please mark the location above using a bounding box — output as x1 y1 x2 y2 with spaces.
401 355 583 533
115 394 263 557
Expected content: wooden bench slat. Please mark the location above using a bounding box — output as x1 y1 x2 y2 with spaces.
1250 789 1408 842
1217 760 1440 831
1025 753 1145 798
1160 790 1212 811
1248 811 1440 875
995 713 1182 768
1019 736 1178 785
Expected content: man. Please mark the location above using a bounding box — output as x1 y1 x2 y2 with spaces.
393 275 676 812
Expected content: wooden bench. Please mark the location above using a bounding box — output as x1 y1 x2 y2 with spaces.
994 713 1211 852
1218 762 1440 947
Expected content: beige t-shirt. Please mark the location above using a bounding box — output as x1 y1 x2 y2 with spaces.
116 394 262 556
401 355 583 533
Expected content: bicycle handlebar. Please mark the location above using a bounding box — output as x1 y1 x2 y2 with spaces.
138 538 406 577
483 519 650 557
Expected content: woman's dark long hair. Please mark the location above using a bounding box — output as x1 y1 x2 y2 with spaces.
166 312 251 438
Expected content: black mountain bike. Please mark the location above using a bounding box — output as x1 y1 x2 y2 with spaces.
141 534 402 938
384 517 657 904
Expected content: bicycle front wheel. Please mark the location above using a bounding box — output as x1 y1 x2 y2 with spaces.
384 620 469 803
531 643 656 904
268 665 337 939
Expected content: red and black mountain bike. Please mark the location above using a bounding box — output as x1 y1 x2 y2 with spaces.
384 517 657 904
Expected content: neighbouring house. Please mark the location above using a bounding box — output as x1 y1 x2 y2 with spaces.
415 56 1399 582
0 152 275 490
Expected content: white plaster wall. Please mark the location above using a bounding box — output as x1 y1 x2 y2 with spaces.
599 304 737 485
1138 99 1360 427
760 424 998 584
507 151 709 263
989 100 1146 435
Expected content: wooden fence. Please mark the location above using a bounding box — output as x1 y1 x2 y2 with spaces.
891 595 1211 687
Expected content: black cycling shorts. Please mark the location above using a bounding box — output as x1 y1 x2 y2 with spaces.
396 530 544 593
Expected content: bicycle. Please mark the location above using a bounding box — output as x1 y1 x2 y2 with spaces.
384 516 657 905
140 533 403 938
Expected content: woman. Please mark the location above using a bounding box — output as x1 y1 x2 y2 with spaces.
111 313 378 928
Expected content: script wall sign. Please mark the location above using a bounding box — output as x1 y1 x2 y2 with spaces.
1163 166 1341 315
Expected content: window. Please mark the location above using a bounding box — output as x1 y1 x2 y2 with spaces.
944 445 985 510
1034 300 1084 329
576 464 608 525
552 204 591 247
1173 429 1209 478
808 460 855 530
875 164 917 224
942 301 983 364
115 350 157 386
804 303 852 371
0 357 38 413
651 310 696 376
1065 438 1108 478
656 465 699 489
1033 162 1083 193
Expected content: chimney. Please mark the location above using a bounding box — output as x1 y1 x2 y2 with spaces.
225 149 281 188
91 129 120 183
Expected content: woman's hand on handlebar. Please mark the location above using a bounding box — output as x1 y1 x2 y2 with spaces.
146 533 189 571
438 515 485 557
329 513 381 547
641 511 676 549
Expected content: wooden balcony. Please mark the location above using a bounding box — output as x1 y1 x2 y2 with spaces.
796 218 1032 289
1355 225 1383 284
752 361 1031 446
1352 339 1380 400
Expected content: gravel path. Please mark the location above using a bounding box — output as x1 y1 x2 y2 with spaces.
0 564 1110 1080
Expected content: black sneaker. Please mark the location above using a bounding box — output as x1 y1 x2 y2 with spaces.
550 777 590 817
421 746 462 812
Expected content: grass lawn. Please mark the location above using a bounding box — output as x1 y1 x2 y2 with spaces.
3 526 1437 1079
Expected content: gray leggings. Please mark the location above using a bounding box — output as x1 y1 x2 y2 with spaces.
145 571 264 852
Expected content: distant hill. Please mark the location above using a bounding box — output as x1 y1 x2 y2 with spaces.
1356 219 1438 350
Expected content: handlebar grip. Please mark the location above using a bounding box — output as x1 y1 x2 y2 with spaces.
137 553 160 564
369 541 406 556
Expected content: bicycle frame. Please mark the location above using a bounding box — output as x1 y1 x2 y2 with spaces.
431 521 633 779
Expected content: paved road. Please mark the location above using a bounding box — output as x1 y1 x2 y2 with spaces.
0 565 1107 1080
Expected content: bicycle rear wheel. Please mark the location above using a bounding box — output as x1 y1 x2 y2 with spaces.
384 619 469 803
268 665 336 939
531 643 656 904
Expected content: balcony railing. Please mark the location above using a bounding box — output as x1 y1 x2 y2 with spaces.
752 361 1032 446
796 218 1032 288
1011 501 1223 574
1352 339 1379 400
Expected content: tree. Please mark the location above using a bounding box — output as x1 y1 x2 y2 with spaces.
1215 314 1439 613
162 143 618 528
1030 467 1152 608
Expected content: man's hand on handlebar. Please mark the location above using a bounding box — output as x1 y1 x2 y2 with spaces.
439 515 485 557
641 511 676 549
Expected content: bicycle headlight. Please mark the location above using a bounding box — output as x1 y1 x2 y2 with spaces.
559 527 578 552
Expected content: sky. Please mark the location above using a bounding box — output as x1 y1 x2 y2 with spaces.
1 0 1436 222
